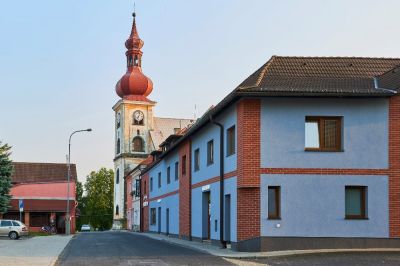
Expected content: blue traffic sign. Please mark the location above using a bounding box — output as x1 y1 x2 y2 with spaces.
19 199 24 211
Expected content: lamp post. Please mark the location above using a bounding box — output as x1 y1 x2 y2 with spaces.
66 128 92 235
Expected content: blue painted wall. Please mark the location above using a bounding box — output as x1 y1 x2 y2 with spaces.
148 194 179 235
191 104 237 185
260 98 389 169
148 152 180 199
260 174 389 237
191 177 237 242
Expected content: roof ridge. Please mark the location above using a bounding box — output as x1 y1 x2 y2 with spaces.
273 55 400 60
13 162 74 165
255 56 276 87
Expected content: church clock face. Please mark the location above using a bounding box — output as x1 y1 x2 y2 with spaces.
133 110 144 122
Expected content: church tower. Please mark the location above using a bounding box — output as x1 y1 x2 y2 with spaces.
112 12 155 226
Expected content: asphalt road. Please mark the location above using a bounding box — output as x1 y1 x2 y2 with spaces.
58 231 400 266
57 231 233 266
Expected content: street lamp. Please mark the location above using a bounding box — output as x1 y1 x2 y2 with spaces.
66 128 92 235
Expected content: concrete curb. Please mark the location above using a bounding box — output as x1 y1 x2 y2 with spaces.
132 232 400 259
54 235 76 266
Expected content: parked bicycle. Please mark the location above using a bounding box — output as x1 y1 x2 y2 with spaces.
41 222 57 235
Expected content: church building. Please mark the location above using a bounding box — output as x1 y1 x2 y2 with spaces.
112 12 193 228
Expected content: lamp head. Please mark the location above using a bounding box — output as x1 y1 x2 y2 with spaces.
87 128 92 132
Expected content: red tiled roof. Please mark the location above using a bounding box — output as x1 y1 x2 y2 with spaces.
12 162 77 183
9 199 74 212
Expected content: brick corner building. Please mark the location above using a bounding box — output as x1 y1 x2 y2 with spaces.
3 162 77 234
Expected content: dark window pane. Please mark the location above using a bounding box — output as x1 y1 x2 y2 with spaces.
1 221 12 227
345 186 366 218
227 126 236 156
167 167 171 184
268 186 280 219
175 162 179 180
194 149 200 171
207 140 214 165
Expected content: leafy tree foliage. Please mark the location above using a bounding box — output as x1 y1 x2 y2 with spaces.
0 142 13 214
80 168 114 230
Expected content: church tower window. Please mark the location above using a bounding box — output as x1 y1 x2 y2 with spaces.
116 169 120 184
132 137 144 152
116 113 121 128
117 138 121 154
128 55 133 67
116 205 119 216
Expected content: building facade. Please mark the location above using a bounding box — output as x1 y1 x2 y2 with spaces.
2 162 77 234
112 12 193 228
139 56 400 251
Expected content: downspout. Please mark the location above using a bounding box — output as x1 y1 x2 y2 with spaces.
138 167 144 232
210 115 227 249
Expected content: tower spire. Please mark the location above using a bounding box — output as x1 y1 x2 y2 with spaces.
115 9 153 101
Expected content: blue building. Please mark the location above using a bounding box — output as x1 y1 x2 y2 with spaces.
139 56 400 251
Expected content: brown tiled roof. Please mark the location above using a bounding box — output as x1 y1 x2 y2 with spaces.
141 56 400 175
12 162 77 183
378 66 400 90
237 56 400 95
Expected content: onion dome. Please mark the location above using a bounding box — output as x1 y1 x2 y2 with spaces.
116 12 153 101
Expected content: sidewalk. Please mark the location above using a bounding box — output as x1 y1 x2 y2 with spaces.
133 232 400 259
0 235 73 266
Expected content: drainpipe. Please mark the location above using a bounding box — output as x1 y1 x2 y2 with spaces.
210 115 227 249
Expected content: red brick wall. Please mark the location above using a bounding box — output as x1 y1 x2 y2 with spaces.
141 172 149 232
389 95 400 238
237 99 261 188
237 98 261 241
179 140 191 239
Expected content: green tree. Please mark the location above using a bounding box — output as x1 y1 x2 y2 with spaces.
84 168 114 230
75 181 85 230
0 142 13 214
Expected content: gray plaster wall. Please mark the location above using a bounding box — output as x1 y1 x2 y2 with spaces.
260 174 389 238
260 98 389 169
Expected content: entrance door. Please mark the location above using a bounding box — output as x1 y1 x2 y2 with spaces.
166 208 170 235
224 194 231 243
157 207 161 234
202 191 211 240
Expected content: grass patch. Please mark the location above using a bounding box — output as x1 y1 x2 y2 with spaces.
29 232 51 237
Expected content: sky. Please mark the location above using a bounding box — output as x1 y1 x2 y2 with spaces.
1 0 399 182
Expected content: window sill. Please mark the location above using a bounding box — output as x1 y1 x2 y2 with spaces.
207 162 214 167
305 148 344 152
345 217 369 220
226 153 236 158
268 217 281 220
